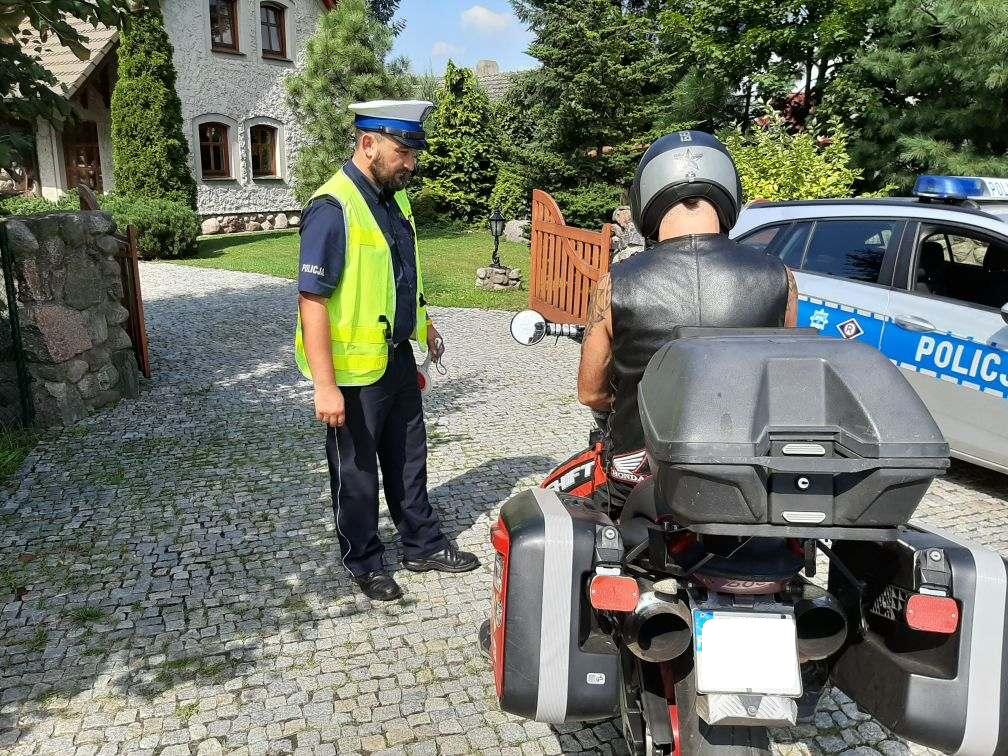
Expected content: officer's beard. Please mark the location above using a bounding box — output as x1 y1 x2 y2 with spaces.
371 152 413 192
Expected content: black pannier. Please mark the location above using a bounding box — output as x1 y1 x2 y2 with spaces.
490 488 621 723
638 329 950 537
829 525 1008 755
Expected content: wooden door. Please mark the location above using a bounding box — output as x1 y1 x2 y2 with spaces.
63 121 103 192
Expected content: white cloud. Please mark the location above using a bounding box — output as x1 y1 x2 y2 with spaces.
461 5 513 33
431 41 463 58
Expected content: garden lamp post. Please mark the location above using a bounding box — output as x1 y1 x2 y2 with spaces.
488 208 506 268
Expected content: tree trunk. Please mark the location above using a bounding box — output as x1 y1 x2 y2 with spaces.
814 55 829 108
804 53 814 105
742 79 753 133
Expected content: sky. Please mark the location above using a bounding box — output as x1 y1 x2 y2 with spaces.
390 1 537 75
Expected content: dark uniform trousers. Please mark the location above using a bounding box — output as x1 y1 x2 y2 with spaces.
326 342 448 576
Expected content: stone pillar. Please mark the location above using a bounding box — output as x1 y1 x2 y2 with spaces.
475 266 523 291
611 206 645 264
1 212 141 427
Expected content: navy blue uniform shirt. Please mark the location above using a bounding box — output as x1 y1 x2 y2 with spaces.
298 161 421 345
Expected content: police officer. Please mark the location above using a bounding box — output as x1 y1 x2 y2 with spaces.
577 131 798 513
296 100 479 602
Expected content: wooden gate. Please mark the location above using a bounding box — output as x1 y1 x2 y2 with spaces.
78 185 151 378
529 189 613 325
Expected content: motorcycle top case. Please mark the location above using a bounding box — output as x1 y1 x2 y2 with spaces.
829 525 1008 755
490 488 619 724
638 328 949 534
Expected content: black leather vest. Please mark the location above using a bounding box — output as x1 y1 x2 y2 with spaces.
609 234 789 461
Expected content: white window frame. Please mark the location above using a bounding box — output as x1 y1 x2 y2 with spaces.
193 113 242 182
246 116 286 181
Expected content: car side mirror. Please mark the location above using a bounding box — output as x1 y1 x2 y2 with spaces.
1002 302 1008 326
510 309 547 345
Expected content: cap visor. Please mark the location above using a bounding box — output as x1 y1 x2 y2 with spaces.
388 135 428 151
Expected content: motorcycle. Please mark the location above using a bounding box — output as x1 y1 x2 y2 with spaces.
485 310 1008 756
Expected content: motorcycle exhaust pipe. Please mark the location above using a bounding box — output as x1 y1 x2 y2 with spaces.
623 589 693 663
795 581 848 662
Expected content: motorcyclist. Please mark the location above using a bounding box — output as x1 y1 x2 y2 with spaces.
577 130 798 514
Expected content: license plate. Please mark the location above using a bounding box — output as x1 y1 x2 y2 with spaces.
693 610 802 697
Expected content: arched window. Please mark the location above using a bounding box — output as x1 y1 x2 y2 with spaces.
210 0 239 53
260 3 287 59
199 122 231 178
250 124 278 178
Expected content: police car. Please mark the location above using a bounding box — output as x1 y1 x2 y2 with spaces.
731 176 1008 474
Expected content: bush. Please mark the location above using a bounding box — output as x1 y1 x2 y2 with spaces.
720 112 861 202
100 194 199 259
489 163 532 220
420 60 502 222
554 183 624 229
410 183 441 228
0 194 79 217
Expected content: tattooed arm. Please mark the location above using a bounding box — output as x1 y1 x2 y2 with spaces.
577 273 615 411
784 267 799 328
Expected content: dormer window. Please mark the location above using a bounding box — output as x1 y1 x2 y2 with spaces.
260 3 287 60
210 0 239 53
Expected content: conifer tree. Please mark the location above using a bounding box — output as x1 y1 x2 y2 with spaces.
507 0 673 224
837 0 1008 190
109 3 197 208
419 61 500 222
286 0 411 203
514 0 666 179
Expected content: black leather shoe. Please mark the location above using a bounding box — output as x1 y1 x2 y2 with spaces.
354 571 403 601
478 617 492 659
403 544 480 573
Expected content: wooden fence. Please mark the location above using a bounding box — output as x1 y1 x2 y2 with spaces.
528 190 613 325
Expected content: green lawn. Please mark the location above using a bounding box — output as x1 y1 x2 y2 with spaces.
179 227 532 311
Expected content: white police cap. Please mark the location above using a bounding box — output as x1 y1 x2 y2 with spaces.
349 99 435 150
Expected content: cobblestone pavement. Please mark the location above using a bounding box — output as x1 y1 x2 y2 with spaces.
2 263 1007 756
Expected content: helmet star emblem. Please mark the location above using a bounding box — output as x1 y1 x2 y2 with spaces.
672 148 703 174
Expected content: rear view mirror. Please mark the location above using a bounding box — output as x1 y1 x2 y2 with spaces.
1002 303 1008 325
510 309 547 345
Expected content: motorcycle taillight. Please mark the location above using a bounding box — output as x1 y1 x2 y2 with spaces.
490 516 511 699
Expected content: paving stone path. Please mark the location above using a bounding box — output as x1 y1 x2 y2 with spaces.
2 262 1006 756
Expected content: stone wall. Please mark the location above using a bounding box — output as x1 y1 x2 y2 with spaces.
199 210 301 236
1 212 141 427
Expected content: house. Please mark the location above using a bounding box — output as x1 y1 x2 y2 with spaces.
472 59 517 102
21 0 335 231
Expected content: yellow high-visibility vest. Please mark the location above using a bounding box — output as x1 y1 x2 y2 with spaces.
295 169 428 386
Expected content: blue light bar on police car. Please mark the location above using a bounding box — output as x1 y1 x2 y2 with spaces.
914 175 1008 201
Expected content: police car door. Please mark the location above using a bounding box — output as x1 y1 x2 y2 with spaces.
882 221 1008 472
787 218 905 347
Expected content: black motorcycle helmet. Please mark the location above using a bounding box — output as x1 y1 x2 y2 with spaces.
629 131 744 241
